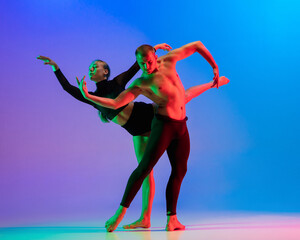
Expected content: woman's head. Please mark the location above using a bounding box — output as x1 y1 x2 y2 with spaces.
89 60 110 82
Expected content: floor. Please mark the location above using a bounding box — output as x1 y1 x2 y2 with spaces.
1 212 299 240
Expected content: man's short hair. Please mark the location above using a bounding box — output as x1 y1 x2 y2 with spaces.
135 44 155 57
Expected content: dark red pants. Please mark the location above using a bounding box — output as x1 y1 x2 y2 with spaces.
121 114 190 215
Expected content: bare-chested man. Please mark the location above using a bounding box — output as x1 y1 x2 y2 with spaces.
78 41 220 232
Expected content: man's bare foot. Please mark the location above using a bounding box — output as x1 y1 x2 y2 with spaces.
105 206 127 232
210 76 230 88
166 215 185 231
123 217 151 229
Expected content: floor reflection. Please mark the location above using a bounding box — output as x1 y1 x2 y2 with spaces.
1 213 299 240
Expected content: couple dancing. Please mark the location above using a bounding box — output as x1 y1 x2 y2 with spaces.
38 41 229 232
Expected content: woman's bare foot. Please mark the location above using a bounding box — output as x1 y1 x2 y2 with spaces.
105 206 127 232
166 215 185 231
219 76 230 86
123 217 151 229
211 76 230 88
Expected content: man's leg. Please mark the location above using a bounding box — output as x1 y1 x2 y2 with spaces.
165 124 190 231
105 117 173 232
123 135 155 229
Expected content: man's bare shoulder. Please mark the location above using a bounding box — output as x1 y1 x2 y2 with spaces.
128 76 148 88
158 49 180 65
128 76 155 94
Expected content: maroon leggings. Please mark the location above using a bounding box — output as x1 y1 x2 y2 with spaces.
120 114 190 215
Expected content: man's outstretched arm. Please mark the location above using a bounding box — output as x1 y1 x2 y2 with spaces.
77 77 142 109
185 76 230 104
168 41 219 87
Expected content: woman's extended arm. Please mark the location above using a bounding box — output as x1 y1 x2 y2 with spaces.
154 43 172 52
37 56 95 105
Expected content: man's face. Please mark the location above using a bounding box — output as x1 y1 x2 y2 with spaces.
89 61 108 82
136 51 158 75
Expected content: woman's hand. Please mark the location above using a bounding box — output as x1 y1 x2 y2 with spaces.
76 76 88 98
154 43 172 52
37 56 59 71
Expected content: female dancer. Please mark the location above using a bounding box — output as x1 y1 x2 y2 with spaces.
37 44 229 229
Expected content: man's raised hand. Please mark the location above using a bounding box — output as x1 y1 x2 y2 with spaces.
211 67 220 88
76 76 88 97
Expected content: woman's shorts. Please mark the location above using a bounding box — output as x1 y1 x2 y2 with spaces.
121 102 154 136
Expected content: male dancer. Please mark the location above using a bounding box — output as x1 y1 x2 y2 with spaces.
78 41 220 231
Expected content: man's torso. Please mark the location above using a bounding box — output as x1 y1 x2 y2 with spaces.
136 55 186 120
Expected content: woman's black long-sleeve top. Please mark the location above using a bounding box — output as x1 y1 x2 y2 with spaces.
54 62 140 120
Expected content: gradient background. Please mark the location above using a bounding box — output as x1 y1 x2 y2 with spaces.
0 0 299 227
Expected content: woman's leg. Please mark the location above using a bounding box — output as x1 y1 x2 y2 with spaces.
185 76 230 103
123 134 155 229
106 117 171 232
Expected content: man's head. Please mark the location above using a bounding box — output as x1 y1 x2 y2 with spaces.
89 60 110 82
135 44 158 74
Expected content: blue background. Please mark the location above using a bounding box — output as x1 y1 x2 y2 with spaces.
0 0 299 226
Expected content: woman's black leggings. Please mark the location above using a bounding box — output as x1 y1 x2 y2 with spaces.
120 114 190 215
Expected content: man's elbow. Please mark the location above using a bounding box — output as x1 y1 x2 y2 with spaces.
96 99 118 110
110 102 118 110
112 100 124 110
195 41 204 50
